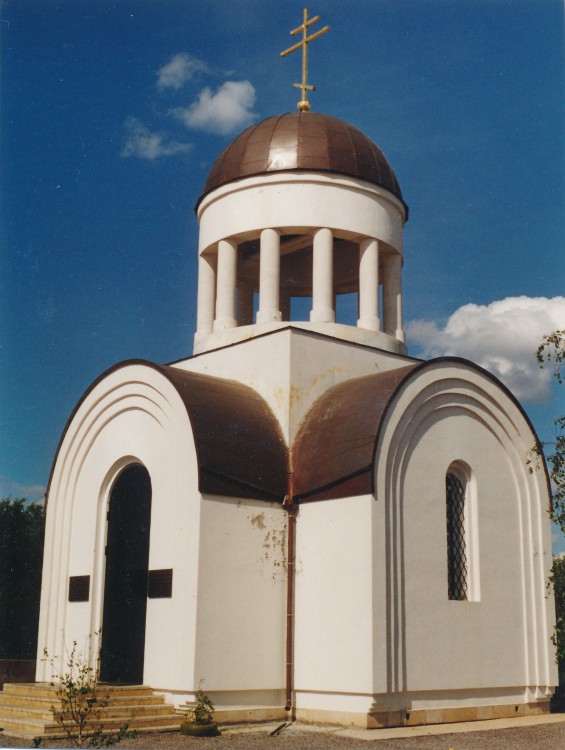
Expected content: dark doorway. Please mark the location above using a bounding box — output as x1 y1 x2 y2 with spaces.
100 464 152 684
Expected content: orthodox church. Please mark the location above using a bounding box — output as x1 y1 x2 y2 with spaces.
23 25 556 727
29 109 557 729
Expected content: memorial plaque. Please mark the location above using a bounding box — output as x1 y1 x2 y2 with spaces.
68 575 90 602
147 568 173 598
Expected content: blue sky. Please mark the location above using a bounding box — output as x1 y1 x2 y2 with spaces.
1 1 564 544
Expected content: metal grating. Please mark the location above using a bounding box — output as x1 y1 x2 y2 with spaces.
446 473 468 600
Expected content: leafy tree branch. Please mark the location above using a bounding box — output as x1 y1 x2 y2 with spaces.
535 330 565 530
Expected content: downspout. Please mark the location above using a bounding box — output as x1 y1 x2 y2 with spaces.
283 450 297 720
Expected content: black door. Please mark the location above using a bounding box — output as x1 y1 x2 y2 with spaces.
100 464 152 684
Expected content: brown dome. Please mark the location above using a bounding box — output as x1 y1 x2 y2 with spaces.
200 112 407 212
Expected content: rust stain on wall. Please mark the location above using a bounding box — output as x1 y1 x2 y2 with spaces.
250 512 266 529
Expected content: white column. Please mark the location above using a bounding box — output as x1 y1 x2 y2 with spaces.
195 253 216 341
357 237 381 332
310 228 335 323
237 283 254 326
214 238 237 330
382 252 404 341
257 229 282 324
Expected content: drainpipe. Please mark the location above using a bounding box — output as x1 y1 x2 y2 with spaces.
283 453 297 720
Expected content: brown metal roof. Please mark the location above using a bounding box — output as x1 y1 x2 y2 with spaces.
45 354 550 510
291 365 418 502
45 359 415 509
199 113 407 213
44 360 288 509
161 365 288 502
170 362 417 504
165 362 419 504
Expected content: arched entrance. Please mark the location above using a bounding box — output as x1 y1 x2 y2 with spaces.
100 464 152 684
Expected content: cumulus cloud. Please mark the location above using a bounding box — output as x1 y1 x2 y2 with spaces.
172 80 256 136
156 53 208 90
121 117 191 160
407 296 565 403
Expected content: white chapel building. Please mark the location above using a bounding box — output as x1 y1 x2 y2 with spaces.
35 111 557 728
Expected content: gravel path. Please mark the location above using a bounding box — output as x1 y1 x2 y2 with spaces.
1 718 565 750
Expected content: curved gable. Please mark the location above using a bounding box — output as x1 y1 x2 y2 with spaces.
46 360 289 506
291 355 550 504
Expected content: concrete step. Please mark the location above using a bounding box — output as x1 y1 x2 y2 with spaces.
0 683 179 739
0 712 179 737
0 703 175 720
0 705 53 721
2 683 154 698
0 693 167 711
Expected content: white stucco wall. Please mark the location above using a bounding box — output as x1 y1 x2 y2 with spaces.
401 412 526 690
294 495 375 710
194 496 287 697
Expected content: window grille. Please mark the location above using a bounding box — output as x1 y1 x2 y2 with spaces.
446 472 468 600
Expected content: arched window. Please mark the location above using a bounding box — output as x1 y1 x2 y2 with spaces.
445 462 479 602
446 471 468 600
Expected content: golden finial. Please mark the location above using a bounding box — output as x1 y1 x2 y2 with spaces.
280 8 330 112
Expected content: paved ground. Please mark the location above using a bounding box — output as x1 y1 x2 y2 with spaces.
1 715 565 750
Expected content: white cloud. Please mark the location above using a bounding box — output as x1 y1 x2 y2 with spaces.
407 296 565 403
156 53 209 91
172 80 256 136
121 118 191 160
0 478 46 502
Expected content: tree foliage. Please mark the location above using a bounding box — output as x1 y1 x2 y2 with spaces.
0 498 45 658
538 330 565 384
552 556 565 682
537 330 565 696
535 330 565 531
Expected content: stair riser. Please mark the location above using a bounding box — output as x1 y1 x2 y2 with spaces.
0 705 174 720
3 684 154 698
0 711 54 722
0 697 166 711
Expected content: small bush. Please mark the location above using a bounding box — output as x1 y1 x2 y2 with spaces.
43 635 133 747
186 690 215 725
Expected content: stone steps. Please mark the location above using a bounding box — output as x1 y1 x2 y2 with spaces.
0 703 175 720
0 683 180 739
0 694 168 711
2 683 155 698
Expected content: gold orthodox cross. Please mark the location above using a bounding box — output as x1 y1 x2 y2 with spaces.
280 8 330 112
